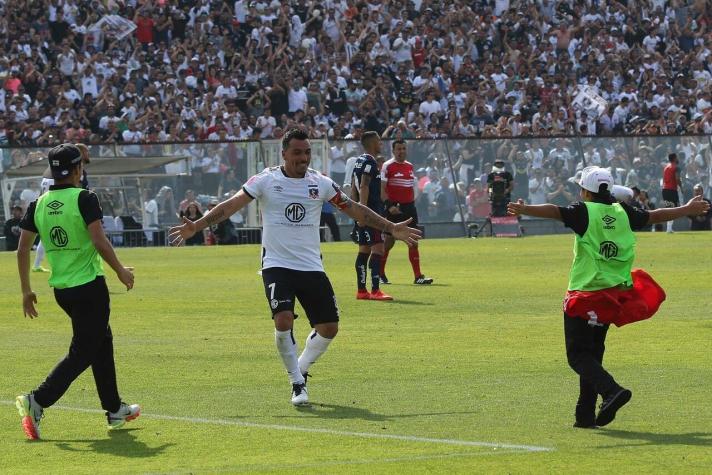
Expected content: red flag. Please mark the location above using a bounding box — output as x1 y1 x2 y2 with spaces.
563 269 666 327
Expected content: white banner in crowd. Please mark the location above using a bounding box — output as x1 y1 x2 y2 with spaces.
89 15 137 41
572 86 608 119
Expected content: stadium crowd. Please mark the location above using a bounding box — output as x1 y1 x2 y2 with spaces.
1 0 712 231
1 0 711 154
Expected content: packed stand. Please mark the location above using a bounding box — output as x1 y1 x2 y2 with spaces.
1 0 712 231
329 133 710 224
1 0 712 157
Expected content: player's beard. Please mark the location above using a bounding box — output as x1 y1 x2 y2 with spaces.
295 160 309 176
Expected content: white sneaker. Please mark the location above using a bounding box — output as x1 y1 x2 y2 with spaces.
291 383 309 406
107 402 141 430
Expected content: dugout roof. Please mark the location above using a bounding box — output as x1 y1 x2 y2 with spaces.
4 155 188 178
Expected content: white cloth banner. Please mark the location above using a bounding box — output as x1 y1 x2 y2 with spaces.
89 15 137 41
572 86 608 119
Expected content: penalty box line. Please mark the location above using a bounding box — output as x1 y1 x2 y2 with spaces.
1 400 554 453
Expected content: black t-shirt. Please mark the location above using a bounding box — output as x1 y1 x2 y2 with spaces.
558 201 650 237
326 89 347 116
398 89 415 109
487 170 513 199
20 184 103 233
689 198 712 231
3 217 22 250
372 64 389 78
268 88 289 117
211 219 236 244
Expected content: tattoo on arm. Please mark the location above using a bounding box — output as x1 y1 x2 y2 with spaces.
205 209 225 226
361 206 392 232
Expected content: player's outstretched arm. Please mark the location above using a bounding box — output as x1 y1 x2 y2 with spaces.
17 230 38 318
338 198 422 246
169 189 253 246
646 195 710 224
507 199 563 221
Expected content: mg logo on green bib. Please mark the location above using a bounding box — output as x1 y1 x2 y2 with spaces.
50 226 69 247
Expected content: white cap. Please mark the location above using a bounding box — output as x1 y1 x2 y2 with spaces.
578 166 614 193
611 184 634 202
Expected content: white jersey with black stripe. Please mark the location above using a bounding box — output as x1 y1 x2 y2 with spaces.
243 166 342 272
40 178 54 195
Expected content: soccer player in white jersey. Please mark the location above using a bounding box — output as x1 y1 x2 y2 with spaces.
169 128 421 406
30 175 55 273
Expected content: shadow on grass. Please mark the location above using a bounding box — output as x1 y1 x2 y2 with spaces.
51 428 174 457
597 429 712 448
387 300 435 306
283 403 477 422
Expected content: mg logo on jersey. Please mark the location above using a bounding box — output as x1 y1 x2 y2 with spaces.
49 226 69 248
285 203 306 222
599 241 618 259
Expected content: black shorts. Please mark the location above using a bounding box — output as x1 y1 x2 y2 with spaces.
662 189 679 207
351 223 383 245
261 267 339 325
385 201 418 226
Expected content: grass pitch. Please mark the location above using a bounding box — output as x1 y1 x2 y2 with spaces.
1 233 711 474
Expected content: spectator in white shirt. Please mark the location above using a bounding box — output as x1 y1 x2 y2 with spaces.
57 46 76 77
287 78 308 114
81 68 98 98
419 90 442 122
215 78 238 99
122 121 143 143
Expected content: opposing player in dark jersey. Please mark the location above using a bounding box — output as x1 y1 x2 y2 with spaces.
352 131 392 301
380 139 433 285
169 129 421 406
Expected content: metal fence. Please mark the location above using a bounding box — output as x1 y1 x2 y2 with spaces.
2 136 711 238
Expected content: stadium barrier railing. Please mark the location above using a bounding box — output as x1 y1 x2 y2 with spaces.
1 136 710 240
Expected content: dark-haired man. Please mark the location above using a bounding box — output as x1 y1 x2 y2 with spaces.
169 128 421 406
15 144 138 440
662 153 682 233
689 184 711 231
351 131 392 300
380 139 433 285
4 205 23 251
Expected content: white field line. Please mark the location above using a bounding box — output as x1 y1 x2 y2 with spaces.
2 400 554 453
